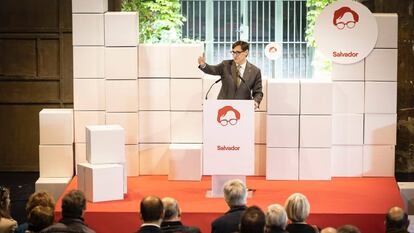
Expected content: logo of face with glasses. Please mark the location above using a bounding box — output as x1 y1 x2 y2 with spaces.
217 106 240 126
333 6 359 30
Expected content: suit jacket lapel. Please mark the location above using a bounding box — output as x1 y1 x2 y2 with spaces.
242 62 252 82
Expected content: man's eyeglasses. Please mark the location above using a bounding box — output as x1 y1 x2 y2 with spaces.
230 50 245 56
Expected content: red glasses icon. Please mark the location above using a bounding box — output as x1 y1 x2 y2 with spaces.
335 21 356 30
217 106 240 127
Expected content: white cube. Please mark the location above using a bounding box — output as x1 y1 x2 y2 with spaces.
138 79 170 110
398 182 414 214
168 144 202 180
86 125 125 164
171 79 202 111
363 145 395 177
170 44 204 78
267 79 300 114
35 177 71 201
105 47 138 80
365 49 398 81
139 144 170 175
332 82 364 114
202 75 222 100
74 111 105 143
72 0 107 13
171 111 202 143
39 145 74 178
300 80 332 114
267 115 299 148
139 111 171 143
138 44 170 77
77 163 124 202
255 112 267 144
364 114 397 145
74 79 105 110
106 113 138 145
374 14 398 48
365 82 397 114
75 143 87 174
105 80 138 112
300 115 332 147
331 146 363 177
332 114 364 145
39 109 74 145
73 46 105 78
257 79 268 112
266 148 299 180
254 145 266 176
299 148 331 180
125 145 139 176
331 60 364 81
72 14 104 46
105 12 138 46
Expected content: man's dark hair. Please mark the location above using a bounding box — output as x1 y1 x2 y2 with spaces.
61 190 86 218
140 196 163 222
232 41 249 52
240 206 265 233
386 207 410 230
337 225 361 233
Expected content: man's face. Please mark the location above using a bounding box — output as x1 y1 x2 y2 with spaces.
231 45 248 65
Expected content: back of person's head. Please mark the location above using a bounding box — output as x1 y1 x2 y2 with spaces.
240 206 265 233
232 41 249 52
337 225 360 233
61 190 86 218
140 196 164 222
284 193 310 223
26 191 55 216
265 204 288 230
162 197 180 221
321 227 337 233
0 186 11 218
27 205 54 232
386 206 409 231
223 179 247 207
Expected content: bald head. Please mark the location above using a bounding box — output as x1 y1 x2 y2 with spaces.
321 227 337 233
140 196 164 223
162 197 181 221
386 206 409 230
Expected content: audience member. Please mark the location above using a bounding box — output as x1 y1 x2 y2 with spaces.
336 225 360 233
26 206 54 232
321 227 337 233
40 190 95 233
160 197 200 233
265 204 288 233
239 206 265 233
0 186 17 233
137 196 164 233
385 206 409 233
284 193 319 233
211 179 248 233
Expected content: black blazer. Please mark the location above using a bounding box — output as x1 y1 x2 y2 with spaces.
161 221 201 233
211 205 247 233
136 225 163 233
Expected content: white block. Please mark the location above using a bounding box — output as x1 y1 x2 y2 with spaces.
104 12 138 46
125 145 139 176
77 163 124 202
266 148 299 180
202 75 222 100
299 148 331 180
39 145 74 178
267 115 299 148
254 145 266 176
72 0 107 13
171 111 202 143
267 79 300 114
398 182 414 214
255 112 267 144
105 80 138 112
365 82 397 113
138 44 170 77
331 146 363 177
105 47 138 80
300 80 332 114
73 46 105 78
139 144 170 175
168 144 202 180
257 79 268 112
364 114 397 145
72 14 104 46
331 60 365 81
39 109 74 145
332 114 364 145
138 79 170 110
139 111 171 143
171 79 202 111
86 125 125 164
365 49 398 81
106 113 138 145
74 111 105 143
332 82 364 114
374 14 398 48
75 143 87 174
170 44 203 78
363 145 395 177
74 79 105 110
35 177 71 201
300 115 332 147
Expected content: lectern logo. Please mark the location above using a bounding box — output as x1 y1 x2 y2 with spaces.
217 106 240 126
333 6 359 30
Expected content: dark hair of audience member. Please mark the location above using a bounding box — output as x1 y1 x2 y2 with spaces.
140 196 164 222
61 190 87 218
240 206 266 233
0 186 12 218
27 205 54 232
337 225 360 233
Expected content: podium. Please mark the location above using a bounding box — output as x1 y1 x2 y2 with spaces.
203 100 255 197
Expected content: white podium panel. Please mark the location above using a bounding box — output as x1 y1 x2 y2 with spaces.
86 125 125 164
203 100 254 175
364 114 397 145
170 79 203 111
106 113 138 145
332 114 364 145
74 79 105 111
365 49 398 81
171 111 202 143
267 79 300 115
74 111 105 143
139 111 171 143
363 145 395 177
138 79 170 111
267 115 299 148
300 80 332 114
365 82 397 114
105 47 138 80
331 146 363 177
331 60 365 81
168 144 202 181
299 148 331 180
39 109 74 145
170 44 204 78
35 177 71 201
300 115 332 148
139 144 170 175
266 148 299 180
104 12 138 47
374 14 398 49
72 14 104 46
332 82 364 114
73 46 105 78
138 44 170 77
39 145 74 178
72 0 107 13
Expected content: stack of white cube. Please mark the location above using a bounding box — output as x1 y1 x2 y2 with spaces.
37 109 74 200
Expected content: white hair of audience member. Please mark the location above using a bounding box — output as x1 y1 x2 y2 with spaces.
162 197 180 220
284 193 310 223
223 179 247 207
265 204 288 230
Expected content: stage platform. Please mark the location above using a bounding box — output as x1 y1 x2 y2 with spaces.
55 176 403 233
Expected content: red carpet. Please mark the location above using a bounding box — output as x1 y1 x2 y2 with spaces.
55 176 403 233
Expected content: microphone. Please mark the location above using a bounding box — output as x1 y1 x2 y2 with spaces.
205 78 222 100
238 76 253 100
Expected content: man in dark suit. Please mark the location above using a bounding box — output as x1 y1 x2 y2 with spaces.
137 196 164 233
211 179 248 233
385 206 410 233
198 40 263 109
160 197 201 233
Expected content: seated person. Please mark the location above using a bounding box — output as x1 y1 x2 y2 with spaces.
385 206 409 233
160 197 200 233
284 193 319 233
26 206 54 232
239 206 265 233
265 204 288 233
0 186 17 233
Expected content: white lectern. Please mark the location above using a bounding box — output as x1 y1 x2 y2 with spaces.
203 100 255 197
